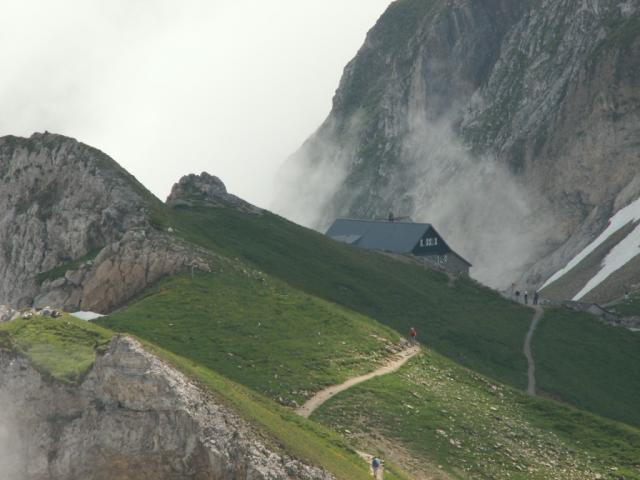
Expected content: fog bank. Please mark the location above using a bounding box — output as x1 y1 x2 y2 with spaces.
274 112 558 288
0 0 391 208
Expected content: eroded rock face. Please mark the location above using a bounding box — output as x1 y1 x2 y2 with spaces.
274 0 640 290
0 134 231 313
35 229 214 313
167 172 262 215
0 337 333 480
0 133 150 306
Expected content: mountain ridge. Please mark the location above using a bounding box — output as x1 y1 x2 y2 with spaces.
0 133 639 478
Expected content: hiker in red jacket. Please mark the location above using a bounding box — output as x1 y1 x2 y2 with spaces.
409 327 417 345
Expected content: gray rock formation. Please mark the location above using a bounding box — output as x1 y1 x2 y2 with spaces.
34 229 214 313
274 0 640 291
167 172 262 215
0 336 333 480
0 133 155 306
0 305 17 322
0 134 241 312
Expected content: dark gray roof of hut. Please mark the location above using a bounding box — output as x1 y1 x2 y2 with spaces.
325 218 431 253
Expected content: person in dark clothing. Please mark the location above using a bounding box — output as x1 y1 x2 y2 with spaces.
533 291 539 305
515 290 521 302
371 457 381 479
524 291 529 305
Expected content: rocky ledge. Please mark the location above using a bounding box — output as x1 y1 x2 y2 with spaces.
0 336 333 480
34 229 214 313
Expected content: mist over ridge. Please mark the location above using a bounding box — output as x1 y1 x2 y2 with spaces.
275 109 559 287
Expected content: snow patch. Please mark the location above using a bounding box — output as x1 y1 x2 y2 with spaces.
71 311 105 321
541 196 640 291
573 224 640 300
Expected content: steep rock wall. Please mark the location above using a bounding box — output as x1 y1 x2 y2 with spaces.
0 336 333 480
34 229 214 313
0 133 153 306
274 0 640 290
0 139 260 313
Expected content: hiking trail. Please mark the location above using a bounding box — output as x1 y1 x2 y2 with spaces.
295 345 421 419
356 450 384 479
523 305 544 395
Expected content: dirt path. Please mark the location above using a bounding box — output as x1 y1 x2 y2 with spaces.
523 305 544 395
295 345 421 419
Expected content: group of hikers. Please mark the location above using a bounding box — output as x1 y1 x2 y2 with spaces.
512 284 540 305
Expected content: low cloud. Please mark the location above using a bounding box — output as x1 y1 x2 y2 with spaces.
272 116 361 228
0 0 391 209
274 110 558 288
400 117 557 287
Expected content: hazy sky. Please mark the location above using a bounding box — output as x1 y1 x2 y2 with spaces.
0 0 390 207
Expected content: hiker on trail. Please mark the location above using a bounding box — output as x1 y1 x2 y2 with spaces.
409 327 417 345
371 457 382 479
533 291 539 305
515 290 520 302
524 291 528 305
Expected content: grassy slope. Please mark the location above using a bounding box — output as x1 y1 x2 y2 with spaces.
5 312 636 479
22 200 640 477
99 269 401 406
0 314 113 384
36 248 101 285
609 291 640 317
145 341 411 480
0 314 409 480
122 203 640 428
165 206 532 391
313 350 640 480
533 307 640 426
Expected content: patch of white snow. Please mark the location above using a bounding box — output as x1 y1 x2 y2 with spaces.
541 197 640 290
71 311 105 321
573 223 640 300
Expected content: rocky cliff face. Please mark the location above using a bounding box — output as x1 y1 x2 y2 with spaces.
34 229 214 313
274 0 640 290
0 336 333 480
0 133 152 306
0 134 237 312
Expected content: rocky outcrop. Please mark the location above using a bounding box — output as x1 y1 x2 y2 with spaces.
0 134 243 312
274 0 640 291
167 172 262 215
34 229 214 313
0 133 155 306
0 336 333 480
0 305 18 322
